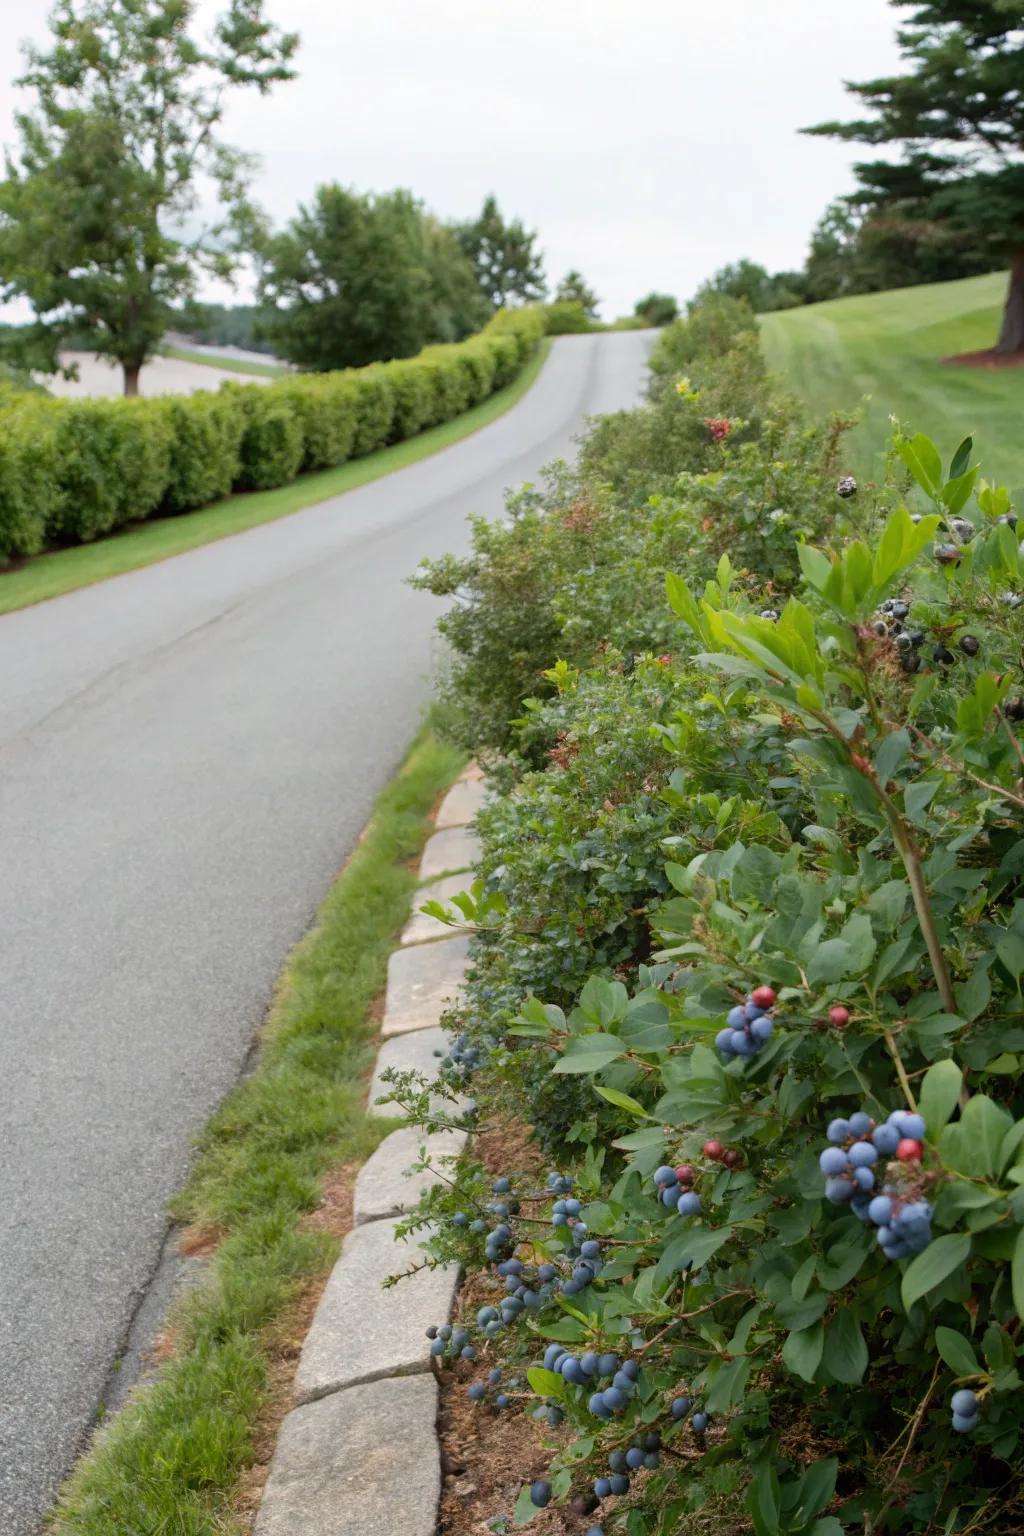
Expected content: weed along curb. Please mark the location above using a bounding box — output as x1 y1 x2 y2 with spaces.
254 767 484 1535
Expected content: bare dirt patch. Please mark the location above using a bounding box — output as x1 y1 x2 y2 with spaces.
942 348 1024 369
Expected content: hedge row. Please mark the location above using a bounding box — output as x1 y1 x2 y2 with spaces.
0 307 545 563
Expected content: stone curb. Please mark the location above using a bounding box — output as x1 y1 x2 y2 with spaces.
253 765 480 1532
400 872 471 946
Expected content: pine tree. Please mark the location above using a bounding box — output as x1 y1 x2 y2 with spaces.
805 1 1024 353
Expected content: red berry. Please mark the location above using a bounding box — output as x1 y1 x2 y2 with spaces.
829 1005 850 1028
896 1138 924 1162
750 985 776 1009
722 1149 742 1168
674 1165 696 1185
703 1139 724 1161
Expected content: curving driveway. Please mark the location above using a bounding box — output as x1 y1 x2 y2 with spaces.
0 328 654 1533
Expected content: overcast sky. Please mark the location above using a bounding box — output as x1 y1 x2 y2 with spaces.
0 0 904 319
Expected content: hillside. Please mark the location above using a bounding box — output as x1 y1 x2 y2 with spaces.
759 272 1022 501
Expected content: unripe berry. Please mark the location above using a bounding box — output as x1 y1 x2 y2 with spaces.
896 1138 924 1162
674 1164 696 1185
703 1139 724 1161
750 985 776 1008
828 1004 850 1028
722 1148 742 1168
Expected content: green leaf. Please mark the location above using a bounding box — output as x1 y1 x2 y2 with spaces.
593 1085 652 1117
552 1034 625 1074
1013 1228 1024 1323
875 728 910 785
822 1311 868 1384
919 1059 963 1138
747 1463 781 1536
899 432 942 497
514 1484 541 1525
704 1355 752 1415
797 1458 839 1521
949 435 973 480
782 1322 824 1382
526 1366 565 1400
904 780 939 825
797 542 834 595
901 1233 972 1312
941 1095 1014 1179
997 931 1024 982
934 1326 980 1377
806 939 852 985
811 1521 845 1536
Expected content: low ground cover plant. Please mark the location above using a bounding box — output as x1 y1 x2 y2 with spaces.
397 298 1024 1534
0 307 544 564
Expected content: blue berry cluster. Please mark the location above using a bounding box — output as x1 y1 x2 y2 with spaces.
819 1108 932 1258
950 1388 980 1434
426 1322 476 1361
670 1394 709 1432
653 1165 701 1216
715 985 776 1060
466 1365 517 1408
542 1345 639 1419
440 1032 482 1078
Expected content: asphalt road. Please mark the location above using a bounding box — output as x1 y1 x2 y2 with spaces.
0 328 654 1533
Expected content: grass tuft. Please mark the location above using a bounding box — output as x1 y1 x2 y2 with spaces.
50 729 465 1535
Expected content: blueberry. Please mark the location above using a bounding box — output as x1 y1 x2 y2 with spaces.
826 1118 850 1144
580 1350 599 1376
715 1028 736 1054
726 1005 747 1028
933 645 955 666
495 1392 510 1408
671 1396 690 1419
952 1411 979 1433
425 1325 438 1339
530 1480 552 1508
598 1353 619 1377
642 1432 661 1451
848 1111 873 1137
820 1146 849 1175
611 1370 636 1394
608 1450 627 1473
589 1392 612 1419
676 1191 701 1216
488 1367 502 1383
625 1447 645 1469
609 1474 630 1495
868 1194 893 1225
692 1412 709 1432
825 1175 854 1203
593 1477 612 1498
643 1452 660 1469
662 1185 681 1208
951 1389 978 1416
564 1198 582 1216
848 1141 878 1168
581 1240 602 1259
620 1359 639 1380
452 1211 468 1228
544 1344 565 1369
853 1166 875 1190
461 1345 477 1360
546 1405 563 1426
750 1015 773 1041
586 1527 606 1536
899 1112 926 1141
871 1124 900 1155
493 1176 511 1193
959 634 980 656
429 1338 445 1356
732 1031 758 1056
602 1385 627 1411
467 1382 486 1401
890 601 909 620
538 1263 557 1282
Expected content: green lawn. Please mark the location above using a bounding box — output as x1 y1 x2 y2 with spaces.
161 345 289 378
0 338 552 616
759 272 1023 501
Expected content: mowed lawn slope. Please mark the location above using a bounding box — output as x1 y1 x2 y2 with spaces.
759 272 1023 500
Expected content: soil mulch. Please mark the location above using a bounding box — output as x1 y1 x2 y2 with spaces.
941 348 1024 368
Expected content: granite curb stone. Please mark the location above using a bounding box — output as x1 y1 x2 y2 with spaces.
254 1375 440 1536
418 825 481 881
400 872 470 946
354 1124 467 1225
294 1216 458 1405
435 776 486 829
367 1026 448 1117
381 934 470 1038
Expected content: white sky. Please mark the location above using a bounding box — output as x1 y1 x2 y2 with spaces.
0 0 904 319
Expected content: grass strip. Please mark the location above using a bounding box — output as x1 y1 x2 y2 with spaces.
1 338 552 618
50 729 466 1536
160 346 289 379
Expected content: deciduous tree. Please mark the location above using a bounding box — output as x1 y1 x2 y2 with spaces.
0 0 297 395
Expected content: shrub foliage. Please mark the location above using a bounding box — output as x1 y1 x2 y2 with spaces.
0 306 545 563
398 297 1024 1535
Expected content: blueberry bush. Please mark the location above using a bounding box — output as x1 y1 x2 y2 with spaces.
395 298 1024 1535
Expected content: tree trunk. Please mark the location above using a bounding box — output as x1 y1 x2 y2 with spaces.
995 248 1024 355
122 361 142 397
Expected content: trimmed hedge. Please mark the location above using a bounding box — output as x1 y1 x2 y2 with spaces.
0 307 545 564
